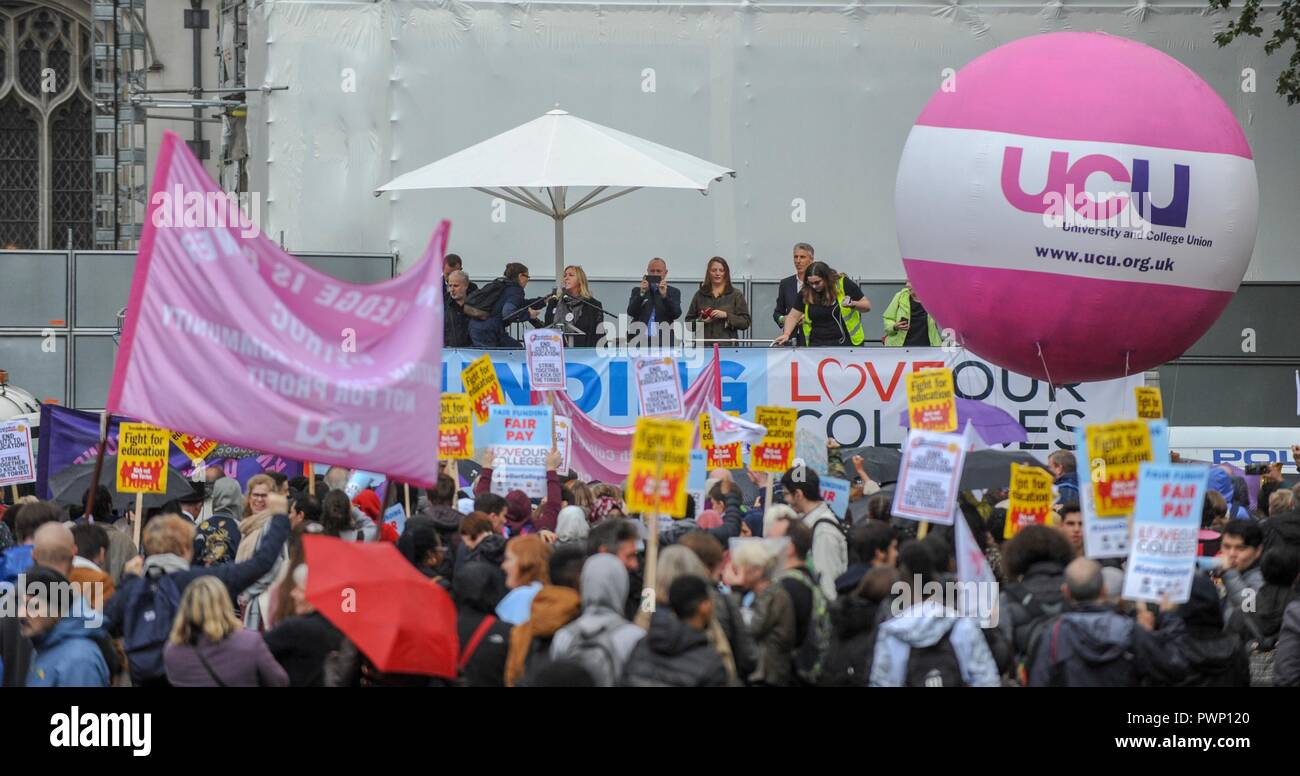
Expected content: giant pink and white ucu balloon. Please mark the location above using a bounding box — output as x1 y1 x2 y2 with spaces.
895 32 1258 384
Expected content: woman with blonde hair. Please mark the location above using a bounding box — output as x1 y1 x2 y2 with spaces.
163 576 288 686
234 473 285 630
536 264 605 347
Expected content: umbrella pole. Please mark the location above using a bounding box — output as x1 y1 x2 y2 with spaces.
552 186 566 297
84 411 111 520
404 483 411 518
133 492 143 550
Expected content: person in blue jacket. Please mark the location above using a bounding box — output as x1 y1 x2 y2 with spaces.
20 566 110 687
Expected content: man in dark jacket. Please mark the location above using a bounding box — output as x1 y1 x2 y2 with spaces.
772 242 814 347
1048 451 1080 508
1263 508 1300 554
444 269 475 348
622 575 728 687
625 257 681 342
1028 558 1189 687
1162 575 1248 687
835 520 897 597
451 562 512 687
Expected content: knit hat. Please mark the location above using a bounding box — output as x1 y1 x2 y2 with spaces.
352 489 382 521
697 509 723 530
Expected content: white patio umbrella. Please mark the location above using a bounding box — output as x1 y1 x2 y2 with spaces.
375 109 735 288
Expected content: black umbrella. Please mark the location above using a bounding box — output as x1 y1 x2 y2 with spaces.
49 457 202 510
959 450 1050 491
835 446 903 484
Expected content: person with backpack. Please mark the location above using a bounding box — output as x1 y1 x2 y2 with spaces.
550 553 646 686
621 575 729 687
780 466 847 601
451 561 511 687
996 524 1073 683
104 500 292 687
728 537 796 686
869 541 1000 687
823 566 899 687
768 517 834 685
467 262 540 348
164 576 288 687
1027 559 1189 687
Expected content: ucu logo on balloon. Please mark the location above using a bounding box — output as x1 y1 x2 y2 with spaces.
294 417 381 454
1000 147 1190 228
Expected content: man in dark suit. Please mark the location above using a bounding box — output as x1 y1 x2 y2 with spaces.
626 257 681 344
773 242 815 346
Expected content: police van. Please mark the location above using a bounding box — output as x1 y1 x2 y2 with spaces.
1168 427 1300 471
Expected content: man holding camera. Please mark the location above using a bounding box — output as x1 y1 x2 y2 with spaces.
626 257 681 341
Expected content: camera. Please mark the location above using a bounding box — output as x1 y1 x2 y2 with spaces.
644 274 662 286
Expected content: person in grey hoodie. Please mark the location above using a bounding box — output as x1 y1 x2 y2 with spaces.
549 553 645 686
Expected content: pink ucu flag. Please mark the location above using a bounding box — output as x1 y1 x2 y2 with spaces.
1000 147 1190 227
108 131 447 488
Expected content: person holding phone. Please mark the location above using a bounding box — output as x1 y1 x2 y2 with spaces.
685 256 751 344
625 257 681 341
882 281 942 347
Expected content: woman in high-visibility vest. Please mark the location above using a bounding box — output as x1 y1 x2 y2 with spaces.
772 261 871 347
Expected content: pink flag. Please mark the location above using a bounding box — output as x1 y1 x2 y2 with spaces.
109 131 447 488
549 350 721 484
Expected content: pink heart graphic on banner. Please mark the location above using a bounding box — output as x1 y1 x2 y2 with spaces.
817 358 868 406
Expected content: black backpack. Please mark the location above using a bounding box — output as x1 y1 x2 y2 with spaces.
905 630 966 687
465 278 509 314
121 570 183 683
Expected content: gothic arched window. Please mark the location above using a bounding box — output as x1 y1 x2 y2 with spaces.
0 4 93 249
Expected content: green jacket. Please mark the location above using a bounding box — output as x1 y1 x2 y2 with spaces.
882 289 941 347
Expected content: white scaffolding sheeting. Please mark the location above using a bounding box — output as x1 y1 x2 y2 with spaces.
246 0 1298 280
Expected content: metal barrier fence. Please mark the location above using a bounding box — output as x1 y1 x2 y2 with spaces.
3 248 1297 427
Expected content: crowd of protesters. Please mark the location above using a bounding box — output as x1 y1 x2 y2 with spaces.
3 439 1299 688
443 244 942 349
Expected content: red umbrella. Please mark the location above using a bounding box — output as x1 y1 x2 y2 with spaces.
303 534 458 678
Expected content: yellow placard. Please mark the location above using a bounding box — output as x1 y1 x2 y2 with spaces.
906 368 958 433
1085 420 1154 517
1004 463 1055 539
1135 386 1163 420
626 417 693 517
116 422 171 494
699 411 742 470
439 393 474 459
461 354 505 424
750 406 797 473
170 431 218 461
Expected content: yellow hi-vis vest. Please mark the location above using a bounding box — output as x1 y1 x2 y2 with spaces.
802 275 864 345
